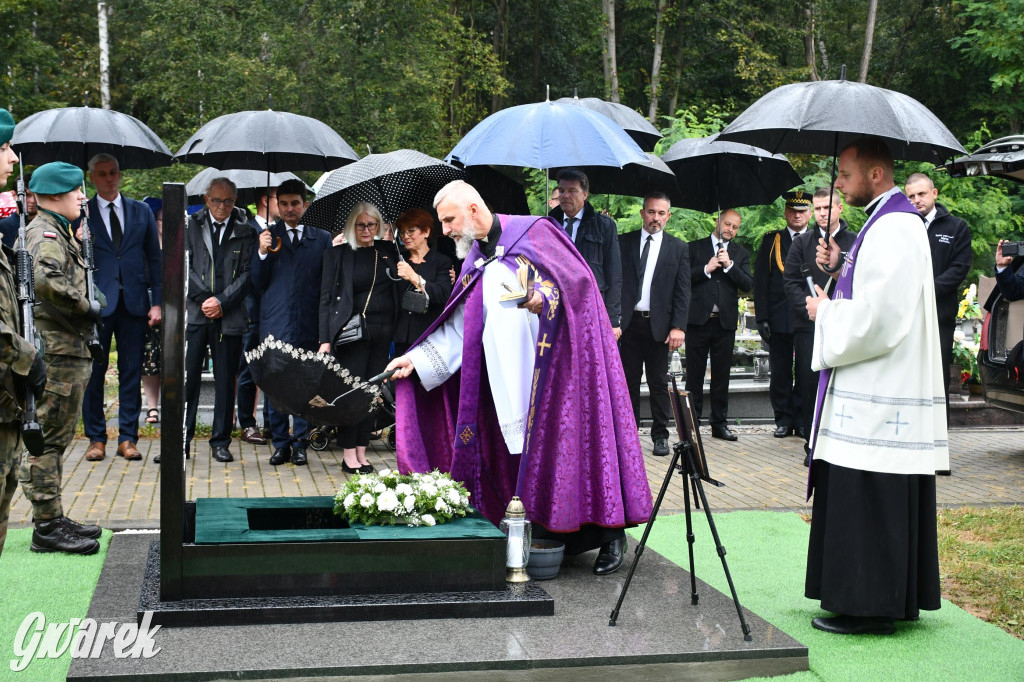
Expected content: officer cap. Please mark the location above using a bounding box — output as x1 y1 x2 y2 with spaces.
0 109 14 145
29 162 84 195
783 190 812 211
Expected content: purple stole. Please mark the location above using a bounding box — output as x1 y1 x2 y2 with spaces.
806 191 920 497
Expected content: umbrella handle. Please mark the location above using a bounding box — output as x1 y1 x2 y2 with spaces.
267 236 283 253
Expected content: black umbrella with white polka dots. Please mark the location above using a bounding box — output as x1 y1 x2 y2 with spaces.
303 149 464 233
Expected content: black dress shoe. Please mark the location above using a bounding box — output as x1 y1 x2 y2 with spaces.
291 447 308 466
359 463 375 474
212 446 234 463
811 615 895 635
804 453 810 467
153 454 160 463
269 447 291 466
711 425 738 441
652 437 669 457
797 427 807 440
774 425 793 438
593 537 627 575
341 461 360 474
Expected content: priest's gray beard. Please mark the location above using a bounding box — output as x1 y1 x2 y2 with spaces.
455 212 476 259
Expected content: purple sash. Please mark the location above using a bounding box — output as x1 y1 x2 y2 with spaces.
806 191 920 498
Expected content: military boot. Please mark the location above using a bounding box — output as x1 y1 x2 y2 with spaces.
31 518 100 555
59 516 102 539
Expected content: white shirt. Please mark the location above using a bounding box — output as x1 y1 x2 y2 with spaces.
635 229 664 312
254 214 269 231
563 209 584 243
258 223 304 260
923 206 937 229
98 193 124 242
704 236 734 277
787 226 804 241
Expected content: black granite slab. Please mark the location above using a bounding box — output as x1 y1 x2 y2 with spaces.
68 533 809 681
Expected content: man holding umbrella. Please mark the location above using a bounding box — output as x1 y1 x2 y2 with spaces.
804 136 947 635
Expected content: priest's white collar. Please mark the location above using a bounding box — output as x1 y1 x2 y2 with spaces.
864 185 901 216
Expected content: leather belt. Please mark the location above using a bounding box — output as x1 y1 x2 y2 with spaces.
635 310 651 318
709 312 720 317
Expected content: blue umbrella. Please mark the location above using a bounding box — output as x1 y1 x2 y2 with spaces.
446 100 649 170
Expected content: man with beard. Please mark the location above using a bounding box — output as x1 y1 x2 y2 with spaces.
387 180 651 576
803 136 947 635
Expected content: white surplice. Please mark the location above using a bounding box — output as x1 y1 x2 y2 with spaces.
812 189 950 476
407 258 539 454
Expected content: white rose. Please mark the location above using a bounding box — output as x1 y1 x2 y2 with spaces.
360 493 375 508
377 490 399 512
954 329 966 343
396 483 414 497
378 468 392 477
422 484 438 497
374 482 387 493
447 489 461 505
421 514 436 526
404 495 417 512
435 498 449 513
343 493 356 509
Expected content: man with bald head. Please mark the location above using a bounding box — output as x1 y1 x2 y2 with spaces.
905 172 971 407
685 209 752 440
387 180 652 576
804 136 947 636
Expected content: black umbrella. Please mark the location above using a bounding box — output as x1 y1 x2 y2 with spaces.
12 106 172 169
463 165 530 215
941 135 1024 184
174 110 359 172
185 168 310 204
245 336 383 427
303 149 464 232
716 76 965 163
556 96 663 152
661 134 802 213
551 153 682 203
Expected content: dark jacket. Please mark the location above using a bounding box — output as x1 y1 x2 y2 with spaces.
394 248 455 346
619 230 690 341
686 236 752 331
753 228 798 334
549 202 622 326
185 206 256 336
783 223 856 332
319 240 401 346
927 203 972 326
87 195 162 317
250 221 331 348
0 214 19 249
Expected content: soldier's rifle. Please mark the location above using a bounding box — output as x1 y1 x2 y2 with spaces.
14 164 44 456
78 190 104 361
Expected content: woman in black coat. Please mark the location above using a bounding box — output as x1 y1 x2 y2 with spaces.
318 202 399 474
393 208 455 355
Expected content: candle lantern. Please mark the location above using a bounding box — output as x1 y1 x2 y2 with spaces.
499 496 531 583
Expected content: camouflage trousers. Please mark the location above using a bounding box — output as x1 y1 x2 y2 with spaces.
18 354 91 521
0 422 20 558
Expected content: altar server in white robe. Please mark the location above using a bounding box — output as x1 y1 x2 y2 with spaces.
803 136 948 636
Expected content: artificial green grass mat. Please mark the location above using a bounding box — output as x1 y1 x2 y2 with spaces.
630 510 1024 681
0 528 110 681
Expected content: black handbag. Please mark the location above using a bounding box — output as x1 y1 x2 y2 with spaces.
333 248 377 350
402 286 429 314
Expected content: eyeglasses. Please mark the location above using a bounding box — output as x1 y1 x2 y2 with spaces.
398 228 421 238
207 197 236 207
355 222 378 231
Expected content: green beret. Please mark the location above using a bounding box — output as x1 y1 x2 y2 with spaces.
0 109 14 145
29 162 84 195
783 190 812 210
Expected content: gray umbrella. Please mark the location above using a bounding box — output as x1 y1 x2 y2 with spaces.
185 168 310 204
661 134 802 213
941 135 1024 184
556 96 663 152
717 78 965 163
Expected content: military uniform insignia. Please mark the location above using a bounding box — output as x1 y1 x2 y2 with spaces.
43 231 58 239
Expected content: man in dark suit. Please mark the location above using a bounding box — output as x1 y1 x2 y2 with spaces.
252 179 331 466
0 173 33 248
905 173 972 406
685 209 752 440
754 191 812 439
784 187 855 464
549 169 622 337
80 154 162 462
619 192 690 456
237 187 278 445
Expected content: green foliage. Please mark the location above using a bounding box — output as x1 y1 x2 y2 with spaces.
952 0 1024 133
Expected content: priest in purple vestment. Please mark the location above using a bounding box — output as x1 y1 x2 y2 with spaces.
386 180 652 575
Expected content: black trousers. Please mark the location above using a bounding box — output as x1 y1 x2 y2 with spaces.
684 318 734 427
620 314 671 441
335 332 392 449
236 319 270 430
795 331 817 444
767 331 801 430
939 321 955 426
185 323 242 450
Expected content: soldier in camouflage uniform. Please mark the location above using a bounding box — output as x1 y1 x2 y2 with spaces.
17 162 104 555
0 108 47 559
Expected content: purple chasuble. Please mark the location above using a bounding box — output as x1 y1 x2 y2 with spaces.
396 214 652 531
807 191 920 498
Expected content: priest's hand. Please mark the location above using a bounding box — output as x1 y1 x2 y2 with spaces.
815 238 841 279
318 342 331 354
519 290 543 315
666 328 685 351
805 285 827 320
386 355 415 380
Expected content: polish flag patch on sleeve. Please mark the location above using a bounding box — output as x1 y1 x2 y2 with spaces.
43 231 58 239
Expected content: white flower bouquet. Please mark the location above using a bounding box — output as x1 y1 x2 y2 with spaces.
333 469 473 526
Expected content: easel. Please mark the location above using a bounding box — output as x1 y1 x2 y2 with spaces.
609 373 752 641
